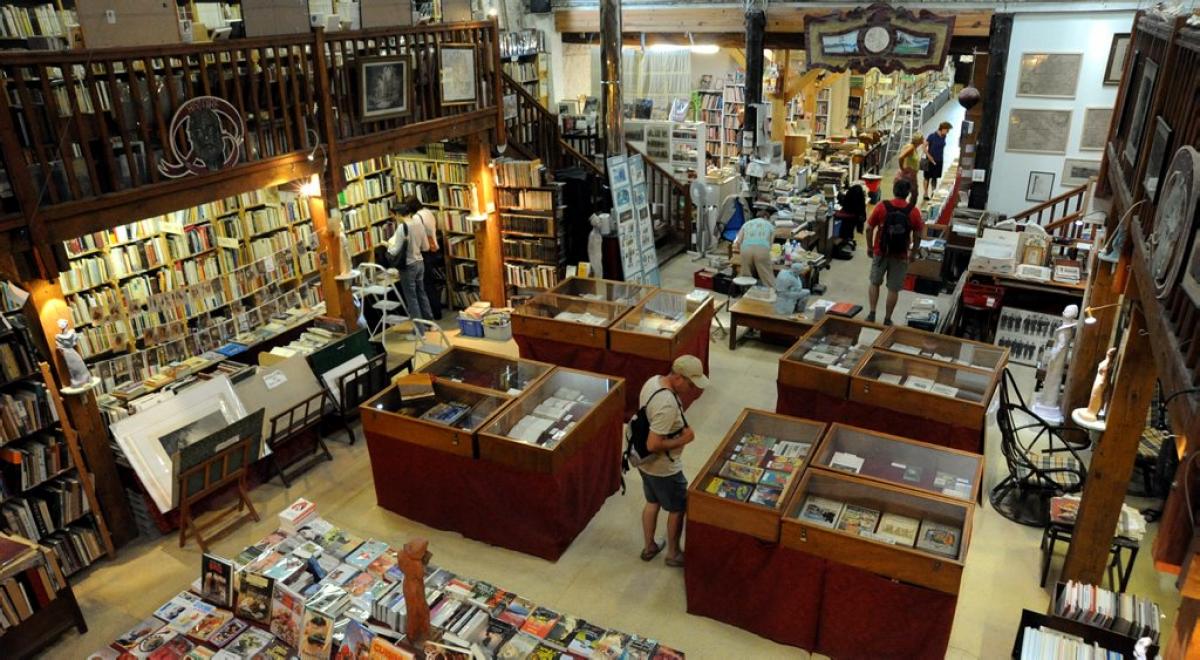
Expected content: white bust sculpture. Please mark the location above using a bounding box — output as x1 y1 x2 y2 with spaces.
55 318 94 390
1033 304 1078 422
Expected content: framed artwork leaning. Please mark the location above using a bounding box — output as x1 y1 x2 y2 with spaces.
359 56 411 121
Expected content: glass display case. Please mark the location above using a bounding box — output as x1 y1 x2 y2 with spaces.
360 381 511 457
811 424 983 501
549 277 656 309
849 350 1000 431
478 367 625 472
419 347 552 395
511 293 630 349
609 289 715 361
878 326 1008 373
687 409 827 542
778 317 886 397
781 468 973 594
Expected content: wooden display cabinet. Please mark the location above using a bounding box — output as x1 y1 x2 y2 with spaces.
477 367 625 473
360 381 511 457
511 293 629 349
609 289 715 361
781 468 974 594
549 276 656 307
811 424 984 502
849 350 1000 431
687 409 827 542
778 317 886 397
877 326 1009 373
419 347 553 395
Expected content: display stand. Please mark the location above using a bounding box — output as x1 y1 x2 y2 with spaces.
776 317 883 421
265 391 331 487
606 290 713 413
175 411 265 551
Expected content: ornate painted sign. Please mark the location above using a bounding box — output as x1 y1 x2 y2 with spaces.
805 2 956 74
158 96 246 178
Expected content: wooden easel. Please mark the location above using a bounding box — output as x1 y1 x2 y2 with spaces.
267 391 331 486
176 411 264 552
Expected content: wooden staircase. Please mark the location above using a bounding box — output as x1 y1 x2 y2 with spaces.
1010 180 1096 244
501 74 693 264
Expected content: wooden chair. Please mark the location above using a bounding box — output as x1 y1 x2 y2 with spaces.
266 391 332 486
176 411 264 552
989 369 1089 527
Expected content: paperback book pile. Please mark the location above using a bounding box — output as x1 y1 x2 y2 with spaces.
1054 581 1160 642
503 387 593 448
703 433 811 508
1018 626 1121 659
90 500 685 659
798 495 962 559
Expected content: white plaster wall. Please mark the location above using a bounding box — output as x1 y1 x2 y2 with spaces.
987 10 1135 217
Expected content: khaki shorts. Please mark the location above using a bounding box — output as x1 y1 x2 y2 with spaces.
870 255 909 290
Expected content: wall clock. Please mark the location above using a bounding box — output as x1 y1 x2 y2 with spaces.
1149 146 1200 299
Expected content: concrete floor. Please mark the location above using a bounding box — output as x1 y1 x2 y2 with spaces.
46 102 1180 660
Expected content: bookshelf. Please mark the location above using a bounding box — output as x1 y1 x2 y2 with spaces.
175 1 243 40
0 1 77 51
720 81 745 166
500 28 547 107
814 87 832 140
333 146 479 310
698 89 723 165
0 530 87 654
494 160 564 306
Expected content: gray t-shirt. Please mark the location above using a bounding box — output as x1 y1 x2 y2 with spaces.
636 375 684 477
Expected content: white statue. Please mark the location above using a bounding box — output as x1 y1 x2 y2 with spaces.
1033 304 1078 423
55 318 95 391
1078 347 1117 423
588 213 606 279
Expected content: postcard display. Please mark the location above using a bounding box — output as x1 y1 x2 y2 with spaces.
511 279 713 415
683 413 981 659
95 506 685 660
360 348 626 560
606 155 661 286
777 319 1008 453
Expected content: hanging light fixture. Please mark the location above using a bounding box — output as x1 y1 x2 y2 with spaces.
1083 303 1121 325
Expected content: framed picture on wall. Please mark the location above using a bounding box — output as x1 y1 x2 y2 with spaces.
1016 52 1082 98
1061 159 1102 187
1079 108 1113 151
438 43 478 106
1122 58 1159 167
358 56 411 121
1104 33 1131 85
1143 116 1174 203
1006 108 1072 154
1025 171 1055 203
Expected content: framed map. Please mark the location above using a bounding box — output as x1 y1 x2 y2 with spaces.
1061 158 1102 187
1017 53 1082 98
1006 109 1072 154
1079 108 1113 151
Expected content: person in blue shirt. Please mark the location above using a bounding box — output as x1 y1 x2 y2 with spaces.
922 121 952 200
734 210 777 287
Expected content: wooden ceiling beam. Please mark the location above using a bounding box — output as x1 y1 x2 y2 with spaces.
555 8 993 38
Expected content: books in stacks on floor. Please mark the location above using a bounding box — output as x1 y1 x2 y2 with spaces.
874 512 920 547
799 495 844 528
915 520 962 558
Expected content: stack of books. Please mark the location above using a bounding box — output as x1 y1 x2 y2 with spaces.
1054 580 1161 642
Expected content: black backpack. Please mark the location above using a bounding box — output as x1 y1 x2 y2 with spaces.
880 201 912 257
620 388 686 492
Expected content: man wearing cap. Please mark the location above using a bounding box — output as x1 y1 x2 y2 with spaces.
637 355 708 567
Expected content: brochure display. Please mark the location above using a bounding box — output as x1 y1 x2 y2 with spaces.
361 357 627 560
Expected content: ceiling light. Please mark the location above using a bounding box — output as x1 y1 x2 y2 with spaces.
691 44 720 55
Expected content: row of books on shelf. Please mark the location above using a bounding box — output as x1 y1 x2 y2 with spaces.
451 262 478 287
505 264 559 290
342 159 391 180
342 199 391 230
0 531 71 634
399 181 440 207
0 475 90 541
39 525 101 577
503 61 539 83
494 160 543 188
93 501 682 660
501 214 556 236
439 210 475 234
498 189 555 212
502 237 559 262
0 341 35 383
1017 626 1122 660
723 85 745 103
449 236 477 260
0 432 66 496
444 186 472 209
0 383 58 444
0 4 75 39
796 494 962 559
1054 580 1160 642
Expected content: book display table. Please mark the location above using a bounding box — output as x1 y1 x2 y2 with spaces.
362 351 625 560
511 293 632 372
776 317 884 422
684 420 975 659
728 297 818 350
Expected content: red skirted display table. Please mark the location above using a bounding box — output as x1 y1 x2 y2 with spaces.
361 359 625 561
777 319 1008 453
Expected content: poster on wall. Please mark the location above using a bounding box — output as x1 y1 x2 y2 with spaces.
1079 108 1113 151
1006 109 1072 154
1016 53 1082 98
1061 159 1102 187
438 44 478 106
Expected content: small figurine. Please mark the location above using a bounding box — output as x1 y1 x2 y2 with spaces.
1078 347 1117 422
1033 304 1078 423
55 318 95 391
774 262 811 316
399 538 432 644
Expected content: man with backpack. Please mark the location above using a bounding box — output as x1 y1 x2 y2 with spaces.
865 178 924 326
628 355 708 568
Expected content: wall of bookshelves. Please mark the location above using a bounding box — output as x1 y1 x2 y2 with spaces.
720 81 745 166
333 145 480 309
0 1 77 50
493 160 564 306
698 89 723 164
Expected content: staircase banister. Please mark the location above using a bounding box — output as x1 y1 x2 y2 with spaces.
1011 183 1089 223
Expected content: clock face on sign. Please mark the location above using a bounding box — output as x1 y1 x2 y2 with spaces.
863 26 891 54
1150 147 1200 298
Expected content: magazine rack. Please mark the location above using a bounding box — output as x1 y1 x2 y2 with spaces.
266 391 331 487
175 411 265 552
329 352 389 445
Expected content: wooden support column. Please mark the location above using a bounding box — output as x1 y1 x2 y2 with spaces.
27 278 138 548
468 133 505 306
1062 302 1155 584
306 179 357 328
1064 261 1122 417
